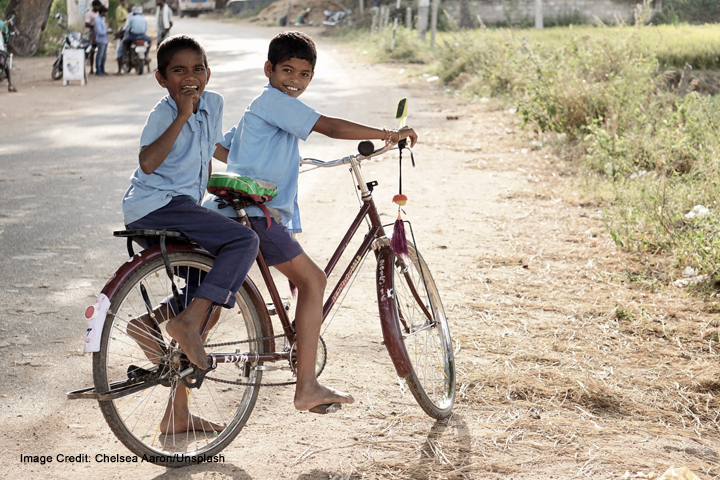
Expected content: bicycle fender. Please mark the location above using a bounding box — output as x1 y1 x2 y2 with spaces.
81 244 210 353
376 247 413 378
100 243 209 302
89 244 275 355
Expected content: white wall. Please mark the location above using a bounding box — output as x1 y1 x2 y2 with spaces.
443 0 646 25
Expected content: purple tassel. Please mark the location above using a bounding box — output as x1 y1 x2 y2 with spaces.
391 215 409 257
289 280 297 298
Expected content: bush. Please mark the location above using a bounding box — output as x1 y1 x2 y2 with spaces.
349 20 720 284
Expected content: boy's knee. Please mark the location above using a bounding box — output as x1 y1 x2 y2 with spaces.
235 225 260 254
308 266 327 292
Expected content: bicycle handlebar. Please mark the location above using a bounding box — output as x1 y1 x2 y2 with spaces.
300 141 411 169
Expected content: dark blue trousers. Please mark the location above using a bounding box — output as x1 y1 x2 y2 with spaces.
127 195 259 308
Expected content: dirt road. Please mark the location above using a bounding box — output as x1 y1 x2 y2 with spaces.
1 18 719 480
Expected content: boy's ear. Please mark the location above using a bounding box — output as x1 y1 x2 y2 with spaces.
263 60 273 78
155 70 167 88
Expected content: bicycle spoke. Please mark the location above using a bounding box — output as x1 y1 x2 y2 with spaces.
94 252 264 464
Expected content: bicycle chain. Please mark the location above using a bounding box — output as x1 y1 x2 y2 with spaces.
204 333 297 387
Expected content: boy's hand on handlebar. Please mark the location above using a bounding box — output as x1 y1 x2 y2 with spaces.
393 126 417 147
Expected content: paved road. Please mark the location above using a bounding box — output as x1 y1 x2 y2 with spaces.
0 17 416 479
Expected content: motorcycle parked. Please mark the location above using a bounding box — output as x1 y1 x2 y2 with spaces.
115 27 152 76
51 14 92 81
122 36 151 75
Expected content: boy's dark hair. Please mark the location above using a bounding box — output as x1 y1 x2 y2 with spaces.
267 31 317 70
91 0 102 7
157 35 208 78
98 5 108 13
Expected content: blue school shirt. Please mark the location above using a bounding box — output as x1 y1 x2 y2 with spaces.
122 90 224 225
202 84 321 232
94 15 108 44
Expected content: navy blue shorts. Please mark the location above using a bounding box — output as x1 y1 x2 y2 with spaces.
247 216 304 267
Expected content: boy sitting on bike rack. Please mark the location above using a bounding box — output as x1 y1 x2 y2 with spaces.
121 35 259 432
204 31 417 414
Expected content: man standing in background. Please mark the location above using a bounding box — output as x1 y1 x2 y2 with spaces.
156 0 173 48
114 0 129 74
84 0 102 74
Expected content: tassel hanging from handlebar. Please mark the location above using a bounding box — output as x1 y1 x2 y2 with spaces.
391 139 409 257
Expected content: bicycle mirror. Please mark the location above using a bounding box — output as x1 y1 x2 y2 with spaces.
396 98 407 128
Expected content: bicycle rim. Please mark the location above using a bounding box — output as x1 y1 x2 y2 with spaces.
93 252 264 466
391 244 455 419
10 33 36 57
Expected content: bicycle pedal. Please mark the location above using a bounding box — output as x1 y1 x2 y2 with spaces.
266 300 291 316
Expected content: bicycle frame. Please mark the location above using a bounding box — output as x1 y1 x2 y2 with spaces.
232 147 420 376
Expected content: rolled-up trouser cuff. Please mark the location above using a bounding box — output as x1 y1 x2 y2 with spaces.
194 282 236 309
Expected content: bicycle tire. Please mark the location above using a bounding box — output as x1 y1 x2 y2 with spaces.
378 243 455 419
93 251 265 467
9 33 36 57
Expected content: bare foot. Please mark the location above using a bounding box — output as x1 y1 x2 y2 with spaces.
165 307 209 369
127 314 165 364
8 85 17 92
294 382 354 411
160 413 226 435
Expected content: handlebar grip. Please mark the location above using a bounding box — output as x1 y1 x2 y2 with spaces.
357 140 375 157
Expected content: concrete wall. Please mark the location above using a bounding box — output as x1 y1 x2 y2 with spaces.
442 0 650 26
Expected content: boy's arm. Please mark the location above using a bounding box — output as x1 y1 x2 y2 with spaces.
138 91 198 174
213 144 229 163
312 115 418 147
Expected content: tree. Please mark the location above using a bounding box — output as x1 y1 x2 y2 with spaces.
458 0 473 28
4 0 53 56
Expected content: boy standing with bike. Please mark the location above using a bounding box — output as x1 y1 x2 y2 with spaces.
205 31 417 414
123 35 259 432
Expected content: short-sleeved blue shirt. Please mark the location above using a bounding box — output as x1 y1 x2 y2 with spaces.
122 90 224 225
127 14 147 35
202 84 321 232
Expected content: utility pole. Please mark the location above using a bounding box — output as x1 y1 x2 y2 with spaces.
535 0 543 29
430 0 439 47
417 0 429 40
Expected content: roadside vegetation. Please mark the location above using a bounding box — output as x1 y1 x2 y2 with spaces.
344 7 720 290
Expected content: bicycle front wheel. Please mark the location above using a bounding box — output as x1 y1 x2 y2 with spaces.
9 33 36 57
93 251 265 467
380 243 455 419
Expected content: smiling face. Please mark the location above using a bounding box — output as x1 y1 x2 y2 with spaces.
155 48 210 113
264 57 314 98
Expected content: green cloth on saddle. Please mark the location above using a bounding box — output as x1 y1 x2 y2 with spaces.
207 172 280 229
207 172 278 203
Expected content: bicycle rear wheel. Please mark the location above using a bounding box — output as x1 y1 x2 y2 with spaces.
381 243 455 419
93 251 265 467
9 33 36 57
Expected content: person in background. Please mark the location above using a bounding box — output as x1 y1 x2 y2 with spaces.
121 5 151 65
0 18 17 92
84 0 102 74
94 5 109 76
156 0 173 48
114 0 128 74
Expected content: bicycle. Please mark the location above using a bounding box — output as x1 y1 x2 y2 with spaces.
5 14 36 57
68 102 456 467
